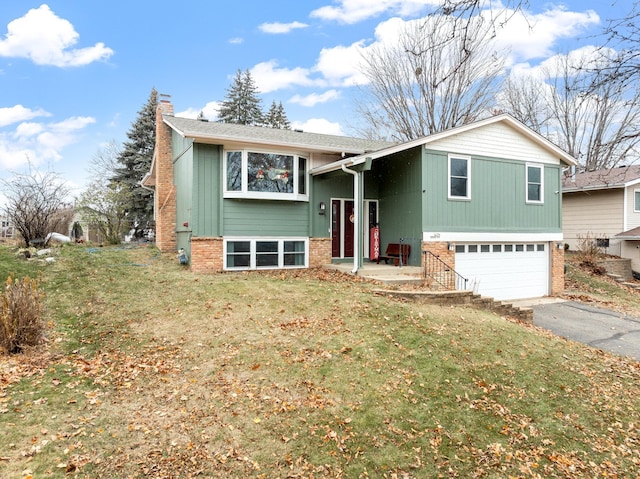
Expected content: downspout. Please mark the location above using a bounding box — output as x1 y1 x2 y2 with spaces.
342 164 359 274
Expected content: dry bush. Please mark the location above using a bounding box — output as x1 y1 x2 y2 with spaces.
575 233 606 274
0 275 44 354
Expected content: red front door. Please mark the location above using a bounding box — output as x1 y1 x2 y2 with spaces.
331 199 355 258
331 200 341 258
344 200 354 257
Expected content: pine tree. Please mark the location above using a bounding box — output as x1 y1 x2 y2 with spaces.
265 100 291 129
112 88 157 238
218 69 264 126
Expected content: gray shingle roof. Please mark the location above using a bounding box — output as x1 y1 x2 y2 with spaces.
562 165 640 192
164 115 396 154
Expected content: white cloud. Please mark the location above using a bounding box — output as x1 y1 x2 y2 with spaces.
259 21 308 34
0 115 95 169
0 4 113 67
315 41 370 87
228 37 244 44
310 0 438 24
0 105 50 127
177 101 221 121
291 118 343 136
290 90 341 107
251 60 322 93
492 7 600 65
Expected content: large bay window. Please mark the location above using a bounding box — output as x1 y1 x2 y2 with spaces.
225 238 308 270
225 150 308 200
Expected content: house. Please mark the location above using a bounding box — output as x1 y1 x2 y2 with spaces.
562 165 640 271
144 96 576 300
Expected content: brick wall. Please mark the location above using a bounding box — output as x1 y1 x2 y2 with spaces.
422 241 455 267
155 99 177 252
422 241 456 289
309 238 332 267
190 237 223 273
550 242 565 295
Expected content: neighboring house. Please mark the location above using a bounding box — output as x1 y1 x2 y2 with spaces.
144 97 576 300
67 209 106 243
562 165 640 270
0 216 14 239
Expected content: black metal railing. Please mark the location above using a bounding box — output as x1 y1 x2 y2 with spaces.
422 250 469 291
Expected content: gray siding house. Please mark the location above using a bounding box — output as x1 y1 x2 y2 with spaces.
145 97 576 300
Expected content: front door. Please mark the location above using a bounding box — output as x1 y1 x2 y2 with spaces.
344 200 354 257
331 200 341 258
331 199 379 259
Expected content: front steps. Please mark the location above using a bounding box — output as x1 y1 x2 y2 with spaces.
373 289 534 323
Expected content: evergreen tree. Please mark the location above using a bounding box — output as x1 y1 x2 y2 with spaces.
112 88 157 238
265 100 291 129
218 69 264 126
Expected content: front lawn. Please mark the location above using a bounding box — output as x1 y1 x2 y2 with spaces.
1 244 639 478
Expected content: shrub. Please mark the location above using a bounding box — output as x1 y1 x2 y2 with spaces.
0 275 45 354
575 234 607 275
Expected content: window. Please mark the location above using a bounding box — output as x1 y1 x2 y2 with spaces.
480 244 490 252
635 190 640 212
455 244 465 253
526 164 543 203
225 238 308 270
468 245 478 253
596 238 609 248
505 244 513 252
536 244 545 252
492 244 502 252
224 150 308 200
448 155 470 199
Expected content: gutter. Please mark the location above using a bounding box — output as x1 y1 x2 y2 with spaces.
341 164 359 274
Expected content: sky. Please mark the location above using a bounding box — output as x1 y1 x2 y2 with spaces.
0 0 633 201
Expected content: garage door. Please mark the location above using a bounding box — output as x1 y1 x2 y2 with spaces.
455 243 549 301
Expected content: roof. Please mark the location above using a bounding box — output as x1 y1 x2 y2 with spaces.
163 115 396 155
615 226 640 240
311 113 578 175
562 165 640 193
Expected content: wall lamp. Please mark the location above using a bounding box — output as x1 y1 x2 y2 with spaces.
319 202 326 215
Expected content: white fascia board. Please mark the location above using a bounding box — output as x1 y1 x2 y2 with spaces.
311 115 577 176
422 232 564 242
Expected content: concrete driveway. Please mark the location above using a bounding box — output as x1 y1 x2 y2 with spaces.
525 299 640 361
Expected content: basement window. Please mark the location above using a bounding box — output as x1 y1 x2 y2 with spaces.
224 238 308 270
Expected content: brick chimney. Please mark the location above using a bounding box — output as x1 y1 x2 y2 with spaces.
154 94 177 252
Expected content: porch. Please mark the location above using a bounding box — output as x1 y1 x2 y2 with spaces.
324 261 423 286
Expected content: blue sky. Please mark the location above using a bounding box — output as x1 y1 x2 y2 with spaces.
0 0 632 200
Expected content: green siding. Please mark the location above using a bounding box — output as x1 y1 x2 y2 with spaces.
369 148 423 265
312 173 353 238
223 200 309 236
422 150 562 233
172 133 194 252
192 144 222 237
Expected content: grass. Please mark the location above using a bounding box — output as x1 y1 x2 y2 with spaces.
1 244 639 478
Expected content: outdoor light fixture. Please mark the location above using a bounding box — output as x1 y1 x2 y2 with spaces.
319 202 326 215
447 242 454 251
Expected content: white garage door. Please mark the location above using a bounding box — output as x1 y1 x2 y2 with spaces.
455 243 549 301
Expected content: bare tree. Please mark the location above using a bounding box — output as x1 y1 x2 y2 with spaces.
1 168 70 247
76 142 132 245
356 14 505 141
600 0 640 85
501 49 640 170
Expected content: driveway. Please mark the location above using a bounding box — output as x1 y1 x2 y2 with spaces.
526 299 640 361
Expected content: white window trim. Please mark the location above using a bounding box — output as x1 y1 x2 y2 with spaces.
634 189 640 212
526 163 544 204
448 154 471 200
223 149 309 201
223 237 309 271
